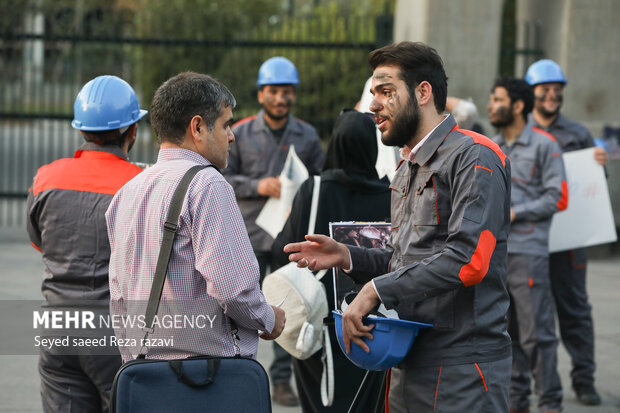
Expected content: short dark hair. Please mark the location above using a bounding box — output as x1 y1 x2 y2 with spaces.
81 128 130 147
150 72 236 144
492 77 534 121
368 41 448 113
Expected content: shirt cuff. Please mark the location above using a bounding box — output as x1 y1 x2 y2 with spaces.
371 279 384 304
342 248 353 273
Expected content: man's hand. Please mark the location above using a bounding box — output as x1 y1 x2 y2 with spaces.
510 208 516 222
260 306 285 340
257 177 281 199
341 282 379 354
594 146 607 166
283 234 351 271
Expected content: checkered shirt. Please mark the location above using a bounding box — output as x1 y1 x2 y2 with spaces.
106 148 275 362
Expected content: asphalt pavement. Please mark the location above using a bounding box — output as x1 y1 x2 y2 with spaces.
1 228 618 412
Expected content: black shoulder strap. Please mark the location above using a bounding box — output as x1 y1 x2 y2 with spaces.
138 165 211 358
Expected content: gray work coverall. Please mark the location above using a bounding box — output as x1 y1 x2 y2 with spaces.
346 115 512 412
27 143 142 413
528 112 598 390
494 124 568 411
224 109 324 254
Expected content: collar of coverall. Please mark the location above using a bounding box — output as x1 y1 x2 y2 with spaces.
74 141 129 161
499 124 534 147
527 111 569 132
400 114 453 167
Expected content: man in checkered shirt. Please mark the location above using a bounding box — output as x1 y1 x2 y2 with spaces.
106 72 285 363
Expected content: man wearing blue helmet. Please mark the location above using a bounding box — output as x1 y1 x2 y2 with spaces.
223 56 324 406
525 58 606 406
27 75 146 413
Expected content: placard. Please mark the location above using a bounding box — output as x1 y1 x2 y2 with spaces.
549 148 617 252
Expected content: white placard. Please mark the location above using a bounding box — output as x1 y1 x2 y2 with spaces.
548 148 617 252
256 145 309 239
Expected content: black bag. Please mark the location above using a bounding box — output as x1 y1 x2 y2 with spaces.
111 356 270 412
110 165 271 413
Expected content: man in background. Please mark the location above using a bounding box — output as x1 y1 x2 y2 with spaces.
27 75 146 413
488 76 568 413
526 59 606 406
224 56 324 406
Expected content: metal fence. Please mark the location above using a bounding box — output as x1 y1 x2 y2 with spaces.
0 2 392 227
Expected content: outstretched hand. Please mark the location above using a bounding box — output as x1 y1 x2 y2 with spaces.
283 234 351 271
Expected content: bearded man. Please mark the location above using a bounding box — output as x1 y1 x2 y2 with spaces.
488 76 568 413
223 56 324 406
283 42 513 412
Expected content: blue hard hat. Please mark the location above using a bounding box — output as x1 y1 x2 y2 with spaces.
525 59 567 86
71 75 147 131
593 138 609 152
332 310 432 371
257 57 299 88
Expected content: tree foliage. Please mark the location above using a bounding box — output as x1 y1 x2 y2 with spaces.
0 0 394 138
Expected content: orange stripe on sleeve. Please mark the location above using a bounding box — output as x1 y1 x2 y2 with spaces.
557 180 569 211
458 129 507 167
458 229 496 287
232 114 257 128
30 242 42 252
533 127 556 141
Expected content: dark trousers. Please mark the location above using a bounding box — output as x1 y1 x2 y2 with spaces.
549 248 596 388
507 253 563 411
256 250 292 384
388 357 511 413
39 346 122 413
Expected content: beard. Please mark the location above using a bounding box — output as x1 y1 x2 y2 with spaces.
490 106 514 128
264 106 289 121
263 96 294 122
534 95 562 119
381 95 421 147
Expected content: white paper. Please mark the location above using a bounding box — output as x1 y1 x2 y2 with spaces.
548 148 617 252
256 145 309 239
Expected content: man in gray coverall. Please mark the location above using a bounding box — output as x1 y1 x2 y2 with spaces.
525 59 607 406
488 77 568 413
223 56 324 406
284 41 512 412
27 76 146 413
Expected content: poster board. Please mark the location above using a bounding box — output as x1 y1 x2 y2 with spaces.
256 145 308 238
548 148 617 252
328 222 391 311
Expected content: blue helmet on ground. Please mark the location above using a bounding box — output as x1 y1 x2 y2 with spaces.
332 310 432 371
525 59 567 86
72 75 148 131
257 57 299 88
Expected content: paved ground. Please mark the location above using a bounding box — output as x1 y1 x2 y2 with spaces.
1 228 618 412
